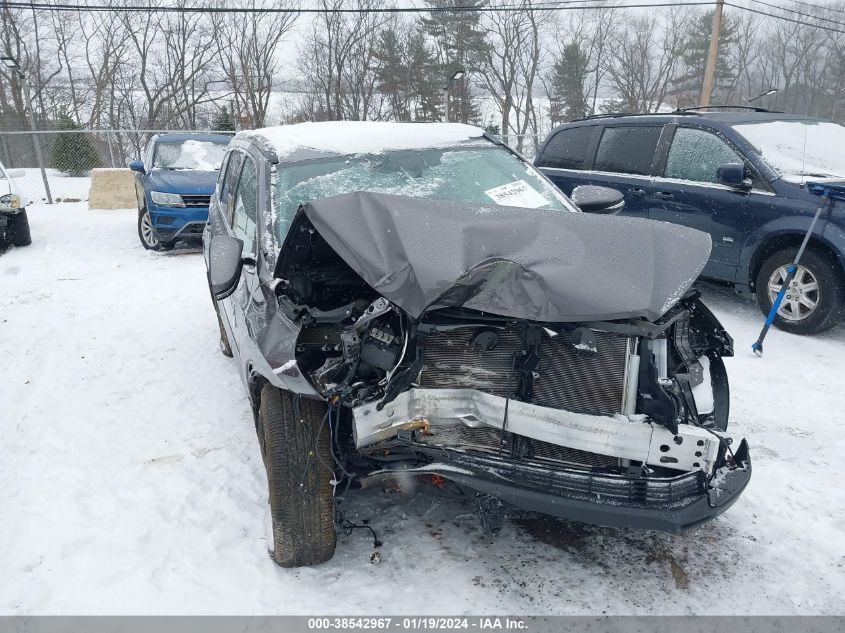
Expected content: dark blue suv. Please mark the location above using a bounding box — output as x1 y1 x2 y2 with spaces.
535 110 845 335
129 133 231 251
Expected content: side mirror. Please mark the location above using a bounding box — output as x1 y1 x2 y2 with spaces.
571 185 625 214
716 162 751 189
209 233 245 299
128 160 145 173
6 168 25 179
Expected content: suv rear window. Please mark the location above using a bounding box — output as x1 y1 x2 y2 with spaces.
536 126 594 170
593 126 661 176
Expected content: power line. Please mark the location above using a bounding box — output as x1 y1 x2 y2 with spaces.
726 0 845 32
3 0 845 34
779 0 845 17
0 0 717 13
743 0 845 29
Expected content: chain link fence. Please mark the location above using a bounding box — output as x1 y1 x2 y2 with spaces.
0 128 542 207
0 129 220 205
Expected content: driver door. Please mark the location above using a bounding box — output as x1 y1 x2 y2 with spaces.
650 125 751 281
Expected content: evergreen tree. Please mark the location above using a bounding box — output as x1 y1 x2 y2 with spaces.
672 10 739 107
212 106 236 132
549 42 590 124
419 0 490 124
374 22 446 122
407 30 444 121
51 113 100 176
374 25 414 121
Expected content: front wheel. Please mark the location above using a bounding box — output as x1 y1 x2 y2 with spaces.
755 247 844 335
258 384 336 567
138 209 160 251
138 209 176 251
8 210 31 247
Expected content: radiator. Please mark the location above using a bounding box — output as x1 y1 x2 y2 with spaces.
419 324 629 416
533 329 629 415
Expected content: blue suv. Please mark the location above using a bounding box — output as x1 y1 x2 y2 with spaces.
129 133 231 251
535 109 845 335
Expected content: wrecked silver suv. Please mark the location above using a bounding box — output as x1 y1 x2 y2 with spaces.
203 122 751 567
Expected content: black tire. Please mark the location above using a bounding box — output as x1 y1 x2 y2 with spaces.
8 210 31 247
258 384 336 567
138 209 160 251
755 247 844 335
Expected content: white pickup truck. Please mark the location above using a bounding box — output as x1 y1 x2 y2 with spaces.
0 161 31 247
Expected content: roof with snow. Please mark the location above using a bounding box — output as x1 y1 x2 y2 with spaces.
152 132 232 143
238 121 486 163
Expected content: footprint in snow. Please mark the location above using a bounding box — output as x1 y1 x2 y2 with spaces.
145 454 185 465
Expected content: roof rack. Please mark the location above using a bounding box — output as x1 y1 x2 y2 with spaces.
675 105 774 113
571 110 700 122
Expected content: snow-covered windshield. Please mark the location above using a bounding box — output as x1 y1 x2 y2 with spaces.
733 120 845 182
275 143 574 239
153 139 228 171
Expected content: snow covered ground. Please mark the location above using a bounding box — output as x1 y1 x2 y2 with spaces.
7 168 92 205
1 203 844 615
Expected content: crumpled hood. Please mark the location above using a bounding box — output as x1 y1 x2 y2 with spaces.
147 168 218 194
299 192 712 322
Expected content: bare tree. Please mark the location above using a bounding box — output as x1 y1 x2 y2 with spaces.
118 0 219 128
296 0 387 121
213 2 297 128
77 10 131 128
724 11 760 103
1 1 844 136
0 6 62 127
606 10 688 112
481 0 547 151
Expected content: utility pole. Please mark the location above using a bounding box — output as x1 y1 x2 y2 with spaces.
1 56 53 204
20 77 53 205
699 0 724 107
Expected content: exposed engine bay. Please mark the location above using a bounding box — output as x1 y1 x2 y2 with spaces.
269 192 751 532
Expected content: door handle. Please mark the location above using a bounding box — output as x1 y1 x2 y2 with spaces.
653 191 674 200
629 187 647 197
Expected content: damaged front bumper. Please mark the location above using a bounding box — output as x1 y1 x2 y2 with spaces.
354 388 723 472
364 438 751 533
354 388 751 532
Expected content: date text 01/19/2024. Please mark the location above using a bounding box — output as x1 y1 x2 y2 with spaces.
307 618 529 630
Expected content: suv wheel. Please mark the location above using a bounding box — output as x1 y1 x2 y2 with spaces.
138 209 160 250
258 383 336 567
756 247 844 335
8 210 31 247
138 209 176 252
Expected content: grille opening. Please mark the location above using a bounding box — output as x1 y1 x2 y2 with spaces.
181 194 212 208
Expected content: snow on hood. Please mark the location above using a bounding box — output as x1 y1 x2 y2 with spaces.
296 192 712 323
733 120 845 182
147 168 218 195
242 122 485 161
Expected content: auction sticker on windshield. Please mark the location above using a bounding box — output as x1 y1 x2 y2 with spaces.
484 180 549 208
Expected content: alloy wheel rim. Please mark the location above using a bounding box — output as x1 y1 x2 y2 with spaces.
767 264 820 321
140 212 158 247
